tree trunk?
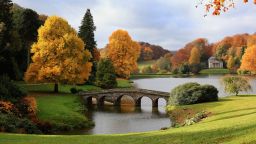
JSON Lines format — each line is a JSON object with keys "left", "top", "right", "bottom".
{"left": 54, "top": 83, "right": 58, "bottom": 93}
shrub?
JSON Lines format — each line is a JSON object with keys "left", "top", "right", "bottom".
{"left": 70, "top": 87, "right": 78, "bottom": 94}
{"left": 95, "top": 58, "right": 117, "bottom": 89}
{"left": 0, "top": 75, "right": 26, "bottom": 103}
{"left": 141, "top": 66, "right": 153, "bottom": 74}
{"left": 178, "top": 64, "right": 190, "bottom": 74}
{"left": 0, "top": 101, "right": 18, "bottom": 114}
{"left": 17, "top": 96, "right": 37, "bottom": 118}
{"left": 189, "top": 64, "right": 201, "bottom": 74}
{"left": 169, "top": 82, "right": 218, "bottom": 106}
{"left": 0, "top": 113, "right": 41, "bottom": 134}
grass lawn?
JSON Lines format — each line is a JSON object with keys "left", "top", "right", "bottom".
{"left": 138, "top": 60, "right": 156, "bottom": 70}
{"left": 35, "top": 94, "right": 93, "bottom": 130}
{"left": 200, "top": 68, "right": 230, "bottom": 74}
{"left": 16, "top": 78, "right": 132, "bottom": 93}
{"left": 1, "top": 95, "right": 256, "bottom": 143}
{"left": 117, "top": 79, "right": 133, "bottom": 88}
{"left": 16, "top": 82, "right": 101, "bottom": 93}
{"left": 131, "top": 74, "right": 172, "bottom": 79}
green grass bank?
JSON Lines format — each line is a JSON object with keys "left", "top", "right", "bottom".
{"left": 1, "top": 95, "right": 256, "bottom": 143}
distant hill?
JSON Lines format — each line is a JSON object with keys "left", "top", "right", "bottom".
{"left": 139, "top": 42, "right": 171, "bottom": 60}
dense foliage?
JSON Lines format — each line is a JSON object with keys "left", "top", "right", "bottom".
{"left": 79, "top": 9, "right": 98, "bottom": 83}
{"left": 24, "top": 16, "right": 92, "bottom": 92}
{"left": 222, "top": 76, "right": 252, "bottom": 96}
{"left": 0, "top": 75, "right": 26, "bottom": 103}
{"left": 95, "top": 58, "right": 117, "bottom": 89}
{"left": 107, "top": 29, "right": 141, "bottom": 78}
{"left": 169, "top": 82, "right": 218, "bottom": 106}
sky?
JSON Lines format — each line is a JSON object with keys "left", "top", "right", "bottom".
{"left": 12, "top": 0, "right": 256, "bottom": 51}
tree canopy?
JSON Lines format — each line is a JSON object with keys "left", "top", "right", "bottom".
{"left": 25, "top": 16, "right": 92, "bottom": 92}
{"left": 107, "top": 29, "right": 141, "bottom": 79}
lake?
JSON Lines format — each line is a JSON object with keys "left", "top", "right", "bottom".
{"left": 77, "top": 74, "right": 256, "bottom": 135}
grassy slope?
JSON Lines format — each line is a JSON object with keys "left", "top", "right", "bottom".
{"left": 35, "top": 94, "right": 92, "bottom": 129}
{"left": 1, "top": 95, "right": 256, "bottom": 144}
{"left": 200, "top": 68, "right": 230, "bottom": 74}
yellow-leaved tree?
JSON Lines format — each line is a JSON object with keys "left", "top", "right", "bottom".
{"left": 239, "top": 45, "right": 256, "bottom": 74}
{"left": 25, "top": 16, "right": 92, "bottom": 92}
{"left": 189, "top": 47, "right": 200, "bottom": 65}
{"left": 107, "top": 29, "right": 140, "bottom": 79}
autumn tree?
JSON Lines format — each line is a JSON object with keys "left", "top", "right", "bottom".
{"left": 200, "top": 0, "right": 255, "bottom": 15}
{"left": 139, "top": 46, "right": 153, "bottom": 61}
{"left": 227, "top": 56, "right": 235, "bottom": 70}
{"left": 189, "top": 47, "right": 200, "bottom": 65}
{"left": 239, "top": 45, "right": 256, "bottom": 73}
{"left": 79, "top": 9, "right": 98, "bottom": 83}
{"left": 25, "top": 16, "right": 92, "bottom": 93}
{"left": 107, "top": 29, "right": 141, "bottom": 78}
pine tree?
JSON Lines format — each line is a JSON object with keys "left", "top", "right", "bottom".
{"left": 79, "top": 9, "right": 97, "bottom": 83}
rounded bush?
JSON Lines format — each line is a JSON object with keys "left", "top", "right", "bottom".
{"left": 169, "top": 82, "right": 218, "bottom": 106}
{"left": 70, "top": 88, "right": 78, "bottom": 94}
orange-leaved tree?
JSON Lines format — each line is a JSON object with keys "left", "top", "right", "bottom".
{"left": 239, "top": 45, "right": 256, "bottom": 73}
{"left": 200, "top": 0, "right": 255, "bottom": 15}
{"left": 25, "top": 16, "right": 92, "bottom": 93}
{"left": 107, "top": 29, "right": 141, "bottom": 79}
{"left": 189, "top": 47, "right": 201, "bottom": 65}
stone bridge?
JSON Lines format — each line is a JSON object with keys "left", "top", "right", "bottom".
{"left": 78, "top": 89, "right": 170, "bottom": 108}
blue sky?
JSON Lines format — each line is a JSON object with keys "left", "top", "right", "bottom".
{"left": 12, "top": 0, "right": 256, "bottom": 50}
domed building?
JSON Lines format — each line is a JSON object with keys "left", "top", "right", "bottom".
{"left": 208, "top": 57, "right": 223, "bottom": 68}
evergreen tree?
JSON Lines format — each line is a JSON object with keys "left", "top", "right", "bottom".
{"left": 0, "top": 0, "right": 20, "bottom": 79}
{"left": 19, "top": 9, "right": 41, "bottom": 71}
{"left": 95, "top": 58, "right": 117, "bottom": 89}
{"left": 79, "top": 9, "right": 97, "bottom": 83}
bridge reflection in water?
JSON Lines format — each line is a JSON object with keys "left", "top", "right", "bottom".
{"left": 78, "top": 89, "right": 170, "bottom": 108}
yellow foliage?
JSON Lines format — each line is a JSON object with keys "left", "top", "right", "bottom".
{"left": 240, "top": 45, "right": 256, "bottom": 73}
{"left": 189, "top": 47, "right": 200, "bottom": 65}
{"left": 25, "top": 16, "right": 92, "bottom": 84}
{"left": 107, "top": 29, "right": 141, "bottom": 79}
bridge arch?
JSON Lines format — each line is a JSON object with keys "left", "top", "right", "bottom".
{"left": 134, "top": 96, "right": 153, "bottom": 107}
{"left": 114, "top": 94, "right": 135, "bottom": 107}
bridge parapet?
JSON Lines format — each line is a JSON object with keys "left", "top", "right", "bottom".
{"left": 78, "top": 88, "right": 170, "bottom": 108}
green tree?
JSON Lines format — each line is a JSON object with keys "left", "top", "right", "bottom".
{"left": 222, "top": 76, "right": 252, "bottom": 96}
{"left": 179, "top": 64, "right": 190, "bottom": 75}
{"left": 0, "top": 0, "right": 13, "bottom": 42}
{"left": 0, "top": 0, "right": 21, "bottom": 79}
{"left": 155, "top": 56, "right": 171, "bottom": 71}
{"left": 19, "top": 9, "right": 41, "bottom": 67}
{"left": 95, "top": 58, "right": 117, "bottom": 89}
{"left": 79, "top": 9, "right": 97, "bottom": 83}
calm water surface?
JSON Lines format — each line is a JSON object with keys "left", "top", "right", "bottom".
{"left": 77, "top": 74, "right": 256, "bottom": 135}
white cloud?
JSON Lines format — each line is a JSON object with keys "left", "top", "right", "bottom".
{"left": 12, "top": 0, "right": 256, "bottom": 50}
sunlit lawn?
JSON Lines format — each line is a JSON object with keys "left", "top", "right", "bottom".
{"left": 16, "top": 79, "right": 132, "bottom": 94}
{"left": 200, "top": 68, "right": 230, "bottom": 74}
{"left": 1, "top": 95, "right": 256, "bottom": 144}
{"left": 36, "top": 94, "right": 93, "bottom": 130}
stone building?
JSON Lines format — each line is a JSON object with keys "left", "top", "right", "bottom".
{"left": 208, "top": 56, "right": 223, "bottom": 68}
